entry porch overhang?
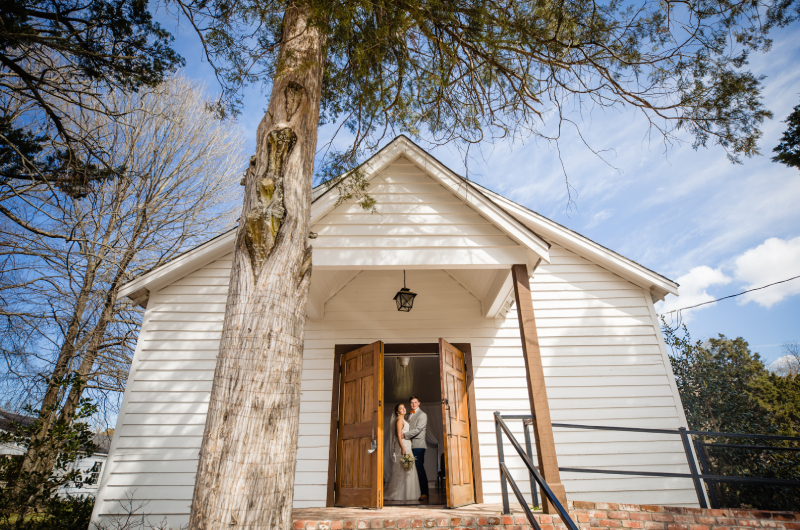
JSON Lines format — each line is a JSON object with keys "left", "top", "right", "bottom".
{"left": 306, "top": 264, "right": 527, "bottom": 322}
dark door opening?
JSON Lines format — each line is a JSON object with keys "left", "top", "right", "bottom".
{"left": 384, "top": 352, "right": 444, "bottom": 506}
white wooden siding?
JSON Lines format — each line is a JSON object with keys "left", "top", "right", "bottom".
{"left": 310, "top": 158, "right": 530, "bottom": 269}
{"left": 95, "top": 258, "right": 696, "bottom": 525}
{"left": 92, "top": 259, "right": 228, "bottom": 527}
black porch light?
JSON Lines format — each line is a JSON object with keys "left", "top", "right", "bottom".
{"left": 393, "top": 270, "right": 417, "bottom": 312}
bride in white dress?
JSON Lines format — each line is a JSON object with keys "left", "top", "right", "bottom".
{"left": 384, "top": 403, "right": 421, "bottom": 501}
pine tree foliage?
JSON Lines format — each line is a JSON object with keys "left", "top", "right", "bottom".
{"left": 772, "top": 101, "right": 800, "bottom": 170}
{"left": 174, "top": 0, "right": 798, "bottom": 176}
{"left": 751, "top": 372, "right": 800, "bottom": 434}
{"left": 663, "top": 323, "right": 800, "bottom": 511}
{"left": 0, "top": 0, "right": 183, "bottom": 197}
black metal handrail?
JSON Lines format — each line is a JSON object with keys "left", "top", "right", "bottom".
{"left": 700, "top": 442, "right": 800, "bottom": 451}
{"left": 494, "top": 412, "right": 580, "bottom": 530}
{"left": 552, "top": 422, "right": 800, "bottom": 441}
{"left": 497, "top": 414, "right": 800, "bottom": 509}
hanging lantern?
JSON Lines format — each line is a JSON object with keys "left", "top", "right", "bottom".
{"left": 398, "top": 356, "right": 411, "bottom": 369}
{"left": 393, "top": 270, "right": 417, "bottom": 312}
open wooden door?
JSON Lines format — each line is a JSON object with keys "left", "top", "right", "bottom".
{"left": 439, "top": 339, "right": 475, "bottom": 507}
{"left": 334, "top": 342, "right": 384, "bottom": 507}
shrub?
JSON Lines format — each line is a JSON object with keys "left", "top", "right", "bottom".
{"left": 0, "top": 396, "right": 98, "bottom": 528}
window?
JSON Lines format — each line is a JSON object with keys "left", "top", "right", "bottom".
{"left": 85, "top": 461, "right": 103, "bottom": 485}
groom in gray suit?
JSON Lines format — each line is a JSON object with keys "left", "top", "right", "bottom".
{"left": 405, "top": 396, "right": 428, "bottom": 502}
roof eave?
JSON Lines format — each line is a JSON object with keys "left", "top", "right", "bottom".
{"left": 118, "top": 229, "right": 237, "bottom": 302}
{"left": 478, "top": 188, "right": 679, "bottom": 298}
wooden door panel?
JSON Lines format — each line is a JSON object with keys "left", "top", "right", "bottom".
{"left": 360, "top": 375, "right": 373, "bottom": 422}
{"left": 335, "top": 342, "right": 383, "bottom": 507}
{"left": 456, "top": 380, "right": 467, "bottom": 422}
{"left": 459, "top": 436, "right": 473, "bottom": 485}
{"left": 358, "top": 438, "right": 373, "bottom": 488}
{"left": 440, "top": 339, "right": 476, "bottom": 508}
{"left": 341, "top": 439, "right": 355, "bottom": 488}
{"left": 345, "top": 356, "right": 359, "bottom": 376}
{"left": 451, "top": 440, "right": 461, "bottom": 485}
{"left": 343, "top": 381, "right": 358, "bottom": 425}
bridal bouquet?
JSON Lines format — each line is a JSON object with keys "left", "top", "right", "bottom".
{"left": 400, "top": 453, "right": 416, "bottom": 471}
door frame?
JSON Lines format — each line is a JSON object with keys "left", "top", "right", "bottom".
{"left": 326, "top": 342, "right": 483, "bottom": 507}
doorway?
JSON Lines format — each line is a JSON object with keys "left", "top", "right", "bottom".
{"left": 326, "top": 342, "right": 483, "bottom": 509}
{"left": 383, "top": 352, "right": 444, "bottom": 506}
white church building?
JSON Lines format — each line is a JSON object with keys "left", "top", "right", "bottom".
{"left": 91, "top": 136, "right": 698, "bottom": 527}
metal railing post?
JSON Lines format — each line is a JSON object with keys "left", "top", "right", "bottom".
{"left": 495, "top": 414, "right": 580, "bottom": 530}
{"left": 694, "top": 440, "right": 719, "bottom": 509}
{"left": 495, "top": 412, "right": 511, "bottom": 515}
{"left": 523, "top": 419, "right": 540, "bottom": 510}
{"left": 679, "top": 427, "right": 708, "bottom": 508}
{"left": 500, "top": 462, "right": 542, "bottom": 530}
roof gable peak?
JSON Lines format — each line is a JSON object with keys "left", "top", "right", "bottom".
{"left": 310, "top": 137, "right": 551, "bottom": 263}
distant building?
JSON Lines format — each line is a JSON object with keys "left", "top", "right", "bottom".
{"left": 0, "top": 408, "right": 111, "bottom": 497}
{"left": 0, "top": 409, "right": 35, "bottom": 457}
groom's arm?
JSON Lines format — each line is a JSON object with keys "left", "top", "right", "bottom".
{"left": 405, "top": 411, "right": 427, "bottom": 439}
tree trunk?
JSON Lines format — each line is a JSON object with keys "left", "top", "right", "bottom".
{"left": 57, "top": 209, "right": 147, "bottom": 424}
{"left": 19, "top": 196, "right": 123, "bottom": 486}
{"left": 189, "top": 8, "right": 325, "bottom": 530}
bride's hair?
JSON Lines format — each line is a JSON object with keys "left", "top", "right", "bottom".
{"left": 394, "top": 403, "right": 405, "bottom": 416}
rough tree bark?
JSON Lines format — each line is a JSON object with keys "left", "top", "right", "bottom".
{"left": 188, "top": 8, "right": 325, "bottom": 530}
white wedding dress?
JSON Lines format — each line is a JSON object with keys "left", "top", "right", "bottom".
{"left": 384, "top": 416, "right": 421, "bottom": 501}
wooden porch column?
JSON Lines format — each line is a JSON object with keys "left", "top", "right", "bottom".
{"left": 511, "top": 264, "right": 567, "bottom": 513}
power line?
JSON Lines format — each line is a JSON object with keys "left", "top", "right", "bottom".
{"left": 661, "top": 274, "right": 800, "bottom": 315}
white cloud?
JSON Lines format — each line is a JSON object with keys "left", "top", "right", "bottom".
{"left": 769, "top": 355, "right": 800, "bottom": 376}
{"left": 654, "top": 235, "right": 800, "bottom": 322}
{"left": 585, "top": 209, "right": 613, "bottom": 229}
{"left": 656, "top": 266, "right": 732, "bottom": 320}
{"left": 734, "top": 236, "right": 800, "bottom": 308}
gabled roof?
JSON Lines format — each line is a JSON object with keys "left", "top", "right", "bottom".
{"left": 119, "top": 135, "right": 678, "bottom": 304}
{"left": 474, "top": 184, "right": 678, "bottom": 300}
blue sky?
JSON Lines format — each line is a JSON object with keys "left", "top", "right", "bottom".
{"left": 161, "top": 14, "right": 800, "bottom": 365}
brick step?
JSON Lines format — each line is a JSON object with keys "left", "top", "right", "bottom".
{"left": 292, "top": 502, "right": 800, "bottom": 530}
